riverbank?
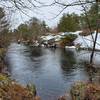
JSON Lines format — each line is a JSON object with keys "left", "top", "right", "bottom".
{"left": 0, "top": 48, "right": 6, "bottom": 73}
{"left": 0, "top": 47, "right": 40, "bottom": 100}
{"left": 58, "top": 81, "right": 100, "bottom": 100}
{"left": 0, "top": 73, "right": 41, "bottom": 100}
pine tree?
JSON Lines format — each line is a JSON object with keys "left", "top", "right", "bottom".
{"left": 58, "top": 13, "right": 80, "bottom": 32}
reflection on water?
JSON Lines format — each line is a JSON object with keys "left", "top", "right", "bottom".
{"left": 60, "top": 49, "right": 76, "bottom": 76}
{"left": 6, "top": 43, "right": 91, "bottom": 100}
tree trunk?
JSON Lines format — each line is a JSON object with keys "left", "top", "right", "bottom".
{"left": 90, "top": 0, "right": 99, "bottom": 64}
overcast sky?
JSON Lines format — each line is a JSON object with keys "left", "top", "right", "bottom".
{"left": 7, "top": 0, "right": 83, "bottom": 29}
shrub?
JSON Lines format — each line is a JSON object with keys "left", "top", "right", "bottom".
{"left": 60, "top": 34, "right": 77, "bottom": 47}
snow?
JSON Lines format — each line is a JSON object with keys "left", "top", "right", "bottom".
{"left": 74, "top": 31, "right": 100, "bottom": 50}
{"left": 54, "top": 35, "right": 62, "bottom": 41}
{"left": 41, "top": 34, "right": 62, "bottom": 42}
{"left": 40, "top": 31, "right": 100, "bottom": 50}
{"left": 72, "top": 31, "right": 82, "bottom": 35}
{"left": 41, "top": 35, "right": 54, "bottom": 41}
{"left": 65, "top": 46, "right": 76, "bottom": 49}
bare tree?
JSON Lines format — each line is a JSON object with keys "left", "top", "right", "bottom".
{"left": 0, "top": 0, "right": 45, "bottom": 13}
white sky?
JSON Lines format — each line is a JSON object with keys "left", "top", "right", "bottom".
{"left": 7, "top": 0, "right": 83, "bottom": 29}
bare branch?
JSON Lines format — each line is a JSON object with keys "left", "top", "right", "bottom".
{"left": 55, "top": 0, "right": 95, "bottom": 7}
{"left": 78, "top": 0, "right": 94, "bottom": 42}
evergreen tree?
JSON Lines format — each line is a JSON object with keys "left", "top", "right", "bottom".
{"left": 80, "top": 3, "right": 100, "bottom": 30}
{"left": 88, "top": 3, "right": 100, "bottom": 29}
{"left": 0, "top": 7, "right": 9, "bottom": 34}
{"left": 16, "top": 17, "right": 49, "bottom": 40}
{"left": 17, "top": 23, "right": 30, "bottom": 40}
{"left": 29, "top": 18, "right": 41, "bottom": 40}
{"left": 58, "top": 13, "right": 80, "bottom": 32}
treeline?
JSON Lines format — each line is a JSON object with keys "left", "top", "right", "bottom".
{"left": 58, "top": 3, "right": 100, "bottom": 33}
{"left": 13, "top": 18, "right": 50, "bottom": 41}
{"left": 0, "top": 7, "right": 12, "bottom": 48}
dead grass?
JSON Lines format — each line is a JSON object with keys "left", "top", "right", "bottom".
{"left": 71, "top": 81, "right": 100, "bottom": 100}
{"left": 0, "top": 74, "right": 38, "bottom": 100}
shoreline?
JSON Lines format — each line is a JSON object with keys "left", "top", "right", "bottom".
{"left": 0, "top": 47, "right": 40, "bottom": 100}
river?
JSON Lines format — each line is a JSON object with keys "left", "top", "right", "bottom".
{"left": 6, "top": 43, "right": 98, "bottom": 100}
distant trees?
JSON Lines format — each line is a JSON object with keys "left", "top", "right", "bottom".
{"left": 28, "top": 18, "right": 44, "bottom": 40}
{"left": 58, "top": 13, "right": 80, "bottom": 32}
{"left": 88, "top": 3, "right": 98, "bottom": 29}
{"left": 17, "top": 24, "right": 29, "bottom": 40}
{"left": 79, "top": 3, "right": 100, "bottom": 30}
{"left": 41, "top": 21, "right": 49, "bottom": 34}
{"left": 16, "top": 17, "right": 49, "bottom": 41}
{"left": 58, "top": 2, "right": 100, "bottom": 33}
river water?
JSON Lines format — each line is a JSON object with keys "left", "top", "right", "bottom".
{"left": 6, "top": 43, "right": 97, "bottom": 100}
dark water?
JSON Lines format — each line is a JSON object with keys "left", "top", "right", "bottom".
{"left": 6, "top": 43, "right": 90, "bottom": 100}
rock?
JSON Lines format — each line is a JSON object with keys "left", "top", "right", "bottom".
{"left": 58, "top": 95, "right": 67, "bottom": 100}
{"left": 27, "top": 83, "right": 37, "bottom": 96}
{"left": 34, "top": 96, "right": 41, "bottom": 100}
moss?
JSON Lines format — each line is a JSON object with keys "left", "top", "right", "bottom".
{"left": 0, "top": 48, "right": 6, "bottom": 57}
{"left": 27, "top": 83, "right": 37, "bottom": 96}
{"left": 0, "top": 74, "right": 10, "bottom": 84}
{"left": 0, "top": 74, "right": 8, "bottom": 80}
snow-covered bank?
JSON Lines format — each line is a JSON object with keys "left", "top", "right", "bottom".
{"left": 74, "top": 31, "right": 100, "bottom": 50}
{"left": 65, "top": 46, "right": 76, "bottom": 49}
{"left": 40, "top": 31, "right": 100, "bottom": 50}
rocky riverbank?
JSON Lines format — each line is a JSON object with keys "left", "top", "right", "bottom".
{"left": 71, "top": 81, "right": 100, "bottom": 100}
{"left": 0, "top": 74, "right": 41, "bottom": 100}
{"left": 58, "top": 81, "right": 100, "bottom": 100}
{"left": 0, "top": 47, "right": 40, "bottom": 100}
